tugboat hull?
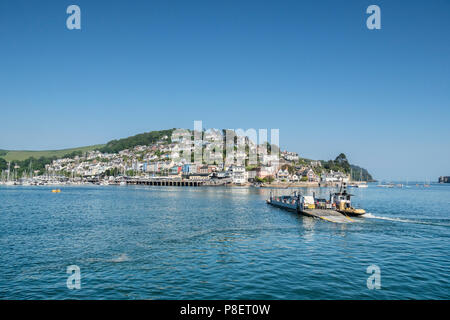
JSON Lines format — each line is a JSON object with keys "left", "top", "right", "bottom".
{"left": 337, "top": 208, "right": 366, "bottom": 216}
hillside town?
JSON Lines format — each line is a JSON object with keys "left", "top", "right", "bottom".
{"left": 1, "top": 131, "right": 355, "bottom": 187}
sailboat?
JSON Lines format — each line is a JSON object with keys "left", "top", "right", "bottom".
{"left": 404, "top": 178, "right": 411, "bottom": 188}
{"left": 348, "top": 168, "right": 358, "bottom": 187}
{"left": 356, "top": 168, "right": 368, "bottom": 188}
{"left": 4, "top": 162, "right": 15, "bottom": 186}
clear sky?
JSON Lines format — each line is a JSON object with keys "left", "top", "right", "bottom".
{"left": 0, "top": 0, "right": 449, "bottom": 181}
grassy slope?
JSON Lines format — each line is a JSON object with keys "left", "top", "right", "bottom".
{"left": 0, "top": 144, "right": 104, "bottom": 162}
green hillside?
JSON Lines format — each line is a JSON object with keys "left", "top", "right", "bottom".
{"left": 0, "top": 128, "right": 177, "bottom": 176}
{"left": 0, "top": 128, "right": 177, "bottom": 162}
{"left": 100, "top": 129, "right": 176, "bottom": 154}
{"left": 1, "top": 131, "right": 375, "bottom": 181}
{"left": 0, "top": 145, "right": 104, "bottom": 162}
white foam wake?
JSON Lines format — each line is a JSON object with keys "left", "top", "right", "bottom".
{"left": 364, "top": 213, "right": 449, "bottom": 226}
{"left": 364, "top": 213, "right": 414, "bottom": 223}
{"left": 111, "top": 253, "right": 131, "bottom": 263}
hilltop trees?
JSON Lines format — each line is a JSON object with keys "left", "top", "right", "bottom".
{"left": 0, "top": 151, "right": 85, "bottom": 178}
{"left": 321, "top": 153, "right": 373, "bottom": 181}
{"left": 322, "top": 153, "right": 351, "bottom": 174}
{"left": 100, "top": 129, "right": 175, "bottom": 154}
{"left": 0, "top": 158, "right": 6, "bottom": 171}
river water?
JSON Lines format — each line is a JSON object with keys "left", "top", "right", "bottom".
{"left": 0, "top": 184, "right": 449, "bottom": 299}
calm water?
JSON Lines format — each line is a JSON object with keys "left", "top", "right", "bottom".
{"left": 0, "top": 184, "right": 449, "bottom": 299}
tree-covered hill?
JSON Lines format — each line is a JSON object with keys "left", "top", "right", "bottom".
{"left": 0, "top": 129, "right": 176, "bottom": 174}
{"left": 0, "top": 149, "right": 87, "bottom": 176}
{"left": 1, "top": 131, "right": 374, "bottom": 181}
{"left": 321, "top": 153, "right": 374, "bottom": 181}
{"left": 100, "top": 129, "right": 176, "bottom": 154}
{"left": 0, "top": 145, "right": 104, "bottom": 162}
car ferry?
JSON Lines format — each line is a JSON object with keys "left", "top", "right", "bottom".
{"left": 267, "top": 191, "right": 354, "bottom": 223}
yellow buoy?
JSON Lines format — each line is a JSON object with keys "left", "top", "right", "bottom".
{"left": 51, "top": 189, "right": 61, "bottom": 193}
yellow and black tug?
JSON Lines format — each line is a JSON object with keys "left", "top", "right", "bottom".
{"left": 331, "top": 183, "right": 366, "bottom": 216}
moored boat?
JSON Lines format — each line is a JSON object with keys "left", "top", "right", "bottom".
{"left": 356, "top": 183, "right": 368, "bottom": 188}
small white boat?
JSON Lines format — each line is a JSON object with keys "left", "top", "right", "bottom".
{"left": 357, "top": 184, "right": 368, "bottom": 188}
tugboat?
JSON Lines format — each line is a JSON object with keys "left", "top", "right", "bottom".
{"left": 330, "top": 183, "right": 366, "bottom": 216}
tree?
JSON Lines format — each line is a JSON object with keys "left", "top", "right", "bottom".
{"left": 263, "top": 175, "right": 274, "bottom": 184}
{"left": 100, "top": 129, "right": 176, "bottom": 154}
{"left": 0, "top": 158, "right": 7, "bottom": 171}
{"left": 335, "top": 153, "right": 348, "bottom": 164}
{"left": 281, "top": 164, "right": 295, "bottom": 175}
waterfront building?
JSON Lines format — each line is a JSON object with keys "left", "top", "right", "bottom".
{"left": 198, "top": 165, "right": 210, "bottom": 174}
{"left": 182, "top": 164, "right": 197, "bottom": 174}
{"left": 298, "top": 168, "right": 318, "bottom": 182}
{"left": 246, "top": 170, "right": 257, "bottom": 181}
{"left": 228, "top": 165, "right": 246, "bottom": 184}
{"left": 261, "top": 154, "right": 280, "bottom": 166}
{"left": 147, "top": 162, "right": 161, "bottom": 173}
{"left": 320, "top": 170, "right": 349, "bottom": 183}
{"left": 277, "top": 168, "right": 290, "bottom": 180}
{"left": 257, "top": 166, "right": 276, "bottom": 179}
{"left": 170, "top": 166, "right": 182, "bottom": 175}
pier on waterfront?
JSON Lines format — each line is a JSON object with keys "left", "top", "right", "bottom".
{"left": 125, "top": 178, "right": 206, "bottom": 187}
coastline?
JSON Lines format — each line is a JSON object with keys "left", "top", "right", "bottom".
{"left": 0, "top": 180, "right": 370, "bottom": 188}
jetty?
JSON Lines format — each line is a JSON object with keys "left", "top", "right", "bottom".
{"left": 126, "top": 178, "right": 205, "bottom": 187}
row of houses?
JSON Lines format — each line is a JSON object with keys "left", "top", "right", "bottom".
{"left": 255, "top": 166, "right": 349, "bottom": 183}
{"left": 45, "top": 137, "right": 350, "bottom": 184}
{"left": 139, "top": 162, "right": 247, "bottom": 184}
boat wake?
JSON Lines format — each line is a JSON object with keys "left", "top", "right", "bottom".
{"left": 364, "top": 213, "right": 416, "bottom": 223}
{"left": 83, "top": 253, "right": 132, "bottom": 264}
{"left": 111, "top": 253, "right": 131, "bottom": 263}
{"left": 364, "top": 213, "right": 450, "bottom": 226}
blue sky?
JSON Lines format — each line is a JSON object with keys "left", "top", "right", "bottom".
{"left": 0, "top": 0, "right": 449, "bottom": 180}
